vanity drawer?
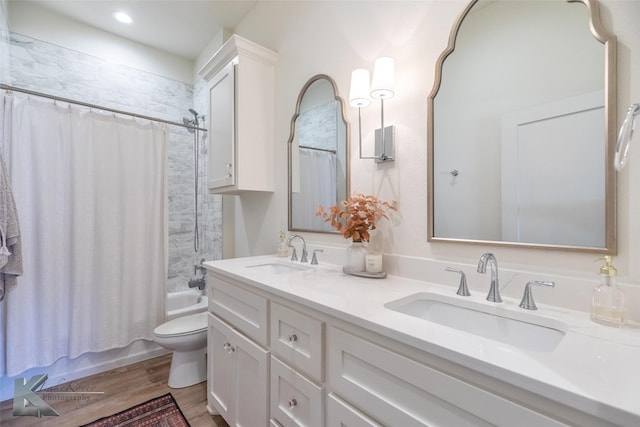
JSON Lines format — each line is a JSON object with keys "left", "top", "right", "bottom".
{"left": 270, "top": 302, "right": 324, "bottom": 382}
{"left": 270, "top": 356, "right": 323, "bottom": 427}
{"left": 327, "top": 392, "right": 383, "bottom": 427}
{"left": 327, "top": 326, "right": 567, "bottom": 427}
{"left": 209, "top": 275, "right": 268, "bottom": 346}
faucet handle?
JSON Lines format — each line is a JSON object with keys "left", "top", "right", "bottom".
{"left": 290, "top": 247, "right": 298, "bottom": 262}
{"left": 445, "top": 267, "right": 470, "bottom": 296}
{"left": 519, "top": 280, "right": 555, "bottom": 310}
{"left": 311, "top": 249, "right": 324, "bottom": 265}
{"left": 300, "top": 247, "right": 309, "bottom": 263}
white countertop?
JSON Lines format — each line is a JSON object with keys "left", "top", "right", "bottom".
{"left": 204, "top": 255, "right": 640, "bottom": 425}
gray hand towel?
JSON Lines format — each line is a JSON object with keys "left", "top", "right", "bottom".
{"left": 0, "top": 151, "right": 22, "bottom": 301}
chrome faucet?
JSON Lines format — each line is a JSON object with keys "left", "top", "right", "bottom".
{"left": 286, "top": 234, "right": 308, "bottom": 263}
{"left": 477, "top": 253, "right": 502, "bottom": 302}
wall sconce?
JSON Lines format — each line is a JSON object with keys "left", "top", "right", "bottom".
{"left": 349, "top": 57, "right": 395, "bottom": 163}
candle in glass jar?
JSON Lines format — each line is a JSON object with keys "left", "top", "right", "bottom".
{"left": 365, "top": 253, "right": 383, "bottom": 273}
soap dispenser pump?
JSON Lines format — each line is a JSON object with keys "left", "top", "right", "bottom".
{"left": 590, "top": 256, "right": 625, "bottom": 327}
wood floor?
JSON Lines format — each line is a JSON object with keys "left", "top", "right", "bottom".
{"left": 0, "top": 354, "right": 230, "bottom": 427}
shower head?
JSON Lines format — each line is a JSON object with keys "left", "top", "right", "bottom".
{"left": 188, "top": 109, "right": 199, "bottom": 127}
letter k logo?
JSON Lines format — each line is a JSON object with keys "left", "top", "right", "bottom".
{"left": 13, "top": 374, "right": 59, "bottom": 417}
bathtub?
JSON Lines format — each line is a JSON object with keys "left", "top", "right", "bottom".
{"left": 166, "top": 289, "right": 208, "bottom": 320}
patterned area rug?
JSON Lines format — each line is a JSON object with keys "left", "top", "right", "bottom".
{"left": 80, "top": 393, "right": 190, "bottom": 427}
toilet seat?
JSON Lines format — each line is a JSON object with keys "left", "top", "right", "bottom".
{"left": 154, "top": 312, "right": 207, "bottom": 338}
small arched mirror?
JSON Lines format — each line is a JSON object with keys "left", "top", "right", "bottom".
{"left": 428, "top": 0, "right": 616, "bottom": 253}
{"left": 288, "top": 75, "right": 350, "bottom": 233}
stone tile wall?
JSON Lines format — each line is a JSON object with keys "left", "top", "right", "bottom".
{"left": 6, "top": 32, "right": 222, "bottom": 292}
{"left": 0, "top": 2, "right": 9, "bottom": 85}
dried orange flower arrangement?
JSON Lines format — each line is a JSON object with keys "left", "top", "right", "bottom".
{"left": 316, "top": 192, "right": 397, "bottom": 242}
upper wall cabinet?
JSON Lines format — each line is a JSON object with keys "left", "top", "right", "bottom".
{"left": 199, "top": 35, "right": 278, "bottom": 194}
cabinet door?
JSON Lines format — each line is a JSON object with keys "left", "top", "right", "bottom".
{"left": 208, "top": 313, "right": 235, "bottom": 421}
{"left": 208, "top": 60, "right": 235, "bottom": 189}
{"left": 209, "top": 313, "right": 270, "bottom": 427}
{"left": 234, "top": 326, "right": 270, "bottom": 427}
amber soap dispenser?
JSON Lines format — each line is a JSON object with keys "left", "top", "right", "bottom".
{"left": 590, "top": 256, "right": 625, "bottom": 327}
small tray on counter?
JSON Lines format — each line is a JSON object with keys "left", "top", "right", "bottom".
{"left": 342, "top": 268, "right": 387, "bottom": 279}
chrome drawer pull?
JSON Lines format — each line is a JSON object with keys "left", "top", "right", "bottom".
{"left": 288, "top": 398, "right": 297, "bottom": 409}
{"left": 288, "top": 334, "right": 298, "bottom": 343}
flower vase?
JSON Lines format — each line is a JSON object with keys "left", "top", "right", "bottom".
{"left": 345, "top": 240, "right": 367, "bottom": 272}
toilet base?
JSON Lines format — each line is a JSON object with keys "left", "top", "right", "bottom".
{"left": 168, "top": 347, "right": 207, "bottom": 388}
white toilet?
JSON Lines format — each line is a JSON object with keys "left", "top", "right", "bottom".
{"left": 153, "top": 311, "right": 208, "bottom": 388}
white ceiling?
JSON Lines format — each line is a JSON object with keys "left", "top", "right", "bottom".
{"left": 18, "top": 0, "right": 259, "bottom": 61}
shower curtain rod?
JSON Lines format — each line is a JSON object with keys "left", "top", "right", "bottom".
{"left": 1, "top": 83, "right": 207, "bottom": 132}
{"left": 298, "top": 144, "right": 337, "bottom": 153}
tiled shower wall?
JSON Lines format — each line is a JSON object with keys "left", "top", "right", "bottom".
{"left": 4, "top": 32, "right": 222, "bottom": 293}
{"left": 0, "top": 2, "right": 9, "bottom": 84}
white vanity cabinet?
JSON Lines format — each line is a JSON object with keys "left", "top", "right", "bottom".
{"left": 199, "top": 35, "right": 277, "bottom": 194}
{"left": 206, "top": 263, "right": 621, "bottom": 427}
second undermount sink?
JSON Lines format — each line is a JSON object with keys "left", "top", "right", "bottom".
{"left": 245, "top": 262, "right": 312, "bottom": 275}
{"left": 385, "top": 292, "right": 567, "bottom": 352}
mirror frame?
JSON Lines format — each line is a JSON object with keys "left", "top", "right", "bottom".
{"left": 288, "top": 74, "right": 351, "bottom": 233}
{"left": 427, "top": 0, "right": 617, "bottom": 254}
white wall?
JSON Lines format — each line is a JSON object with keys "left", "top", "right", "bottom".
{"left": 226, "top": 0, "right": 640, "bottom": 291}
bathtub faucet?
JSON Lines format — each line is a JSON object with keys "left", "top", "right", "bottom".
{"left": 188, "top": 276, "right": 206, "bottom": 290}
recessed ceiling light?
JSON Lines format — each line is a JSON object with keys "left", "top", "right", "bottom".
{"left": 113, "top": 11, "right": 133, "bottom": 24}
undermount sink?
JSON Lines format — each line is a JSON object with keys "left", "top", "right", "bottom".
{"left": 245, "top": 262, "right": 311, "bottom": 275}
{"left": 385, "top": 292, "right": 567, "bottom": 352}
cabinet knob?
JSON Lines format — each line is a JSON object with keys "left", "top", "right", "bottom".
{"left": 288, "top": 398, "right": 297, "bottom": 409}
{"left": 288, "top": 334, "right": 298, "bottom": 343}
{"left": 223, "top": 342, "right": 230, "bottom": 350}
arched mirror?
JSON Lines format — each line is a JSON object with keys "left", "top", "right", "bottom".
{"left": 288, "top": 75, "right": 350, "bottom": 233}
{"left": 428, "top": 0, "right": 616, "bottom": 253}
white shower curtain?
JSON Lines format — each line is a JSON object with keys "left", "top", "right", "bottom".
{"left": 291, "top": 148, "right": 337, "bottom": 231}
{"left": 0, "top": 94, "right": 167, "bottom": 376}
